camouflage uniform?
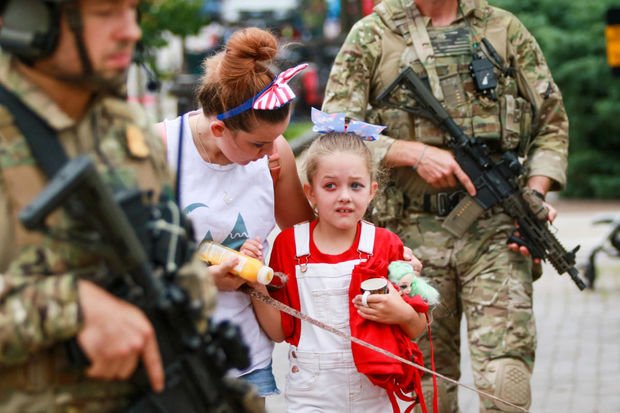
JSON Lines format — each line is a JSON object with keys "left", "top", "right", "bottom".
{"left": 323, "top": 0, "right": 569, "bottom": 411}
{"left": 0, "top": 51, "right": 171, "bottom": 412}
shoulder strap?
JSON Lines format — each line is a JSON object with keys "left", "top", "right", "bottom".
{"left": 175, "top": 114, "right": 185, "bottom": 205}
{"left": 0, "top": 85, "right": 68, "bottom": 177}
{"left": 294, "top": 221, "right": 375, "bottom": 257}
{"left": 358, "top": 221, "right": 376, "bottom": 256}
{"left": 401, "top": 0, "right": 445, "bottom": 101}
{"left": 293, "top": 221, "right": 310, "bottom": 258}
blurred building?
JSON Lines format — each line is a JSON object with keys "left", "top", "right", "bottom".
{"left": 220, "top": 0, "right": 301, "bottom": 26}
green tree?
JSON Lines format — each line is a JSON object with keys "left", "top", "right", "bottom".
{"left": 492, "top": 0, "right": 620, "bottom": 198}
{"left": 140, "top": 0, "right": 208, "bottom": 71}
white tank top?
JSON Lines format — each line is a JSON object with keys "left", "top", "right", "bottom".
{"left": 164, "top": 112, "right": 275, "bottom": 375}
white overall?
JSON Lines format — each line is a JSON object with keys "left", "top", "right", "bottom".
{"left": 284, "top": 222, "right": 392, "bottom": 413}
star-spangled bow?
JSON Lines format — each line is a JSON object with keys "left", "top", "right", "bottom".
{"left": 216, "top": 63, "right": 308, "bottom": 120}
{"left": 310, "top": 107, "right": 385, "bottom": 141}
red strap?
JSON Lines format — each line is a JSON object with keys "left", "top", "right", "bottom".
{"left": 386, "top": 385, "right": 416, "bottom": 413}
{"left": 426, "top": 313, "right": 438, "bottom": 413}
{"left": 386, "top": 382, "right": 427, "bottom": 413}
{"left": 409, "top": 369, "right": 428, "bottom": 413}
{"left": 387, "top": 389, "right": 400, "bottom": 413}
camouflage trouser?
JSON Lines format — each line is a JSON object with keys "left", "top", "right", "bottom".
{"left": 0, "top": 387, "right": 133, "bottom": 413}
{"left": 0, "top": 346, "right": 134, "bottom": 413}
{"left": 399, "top": 211, "right": 536, "bottom": 413}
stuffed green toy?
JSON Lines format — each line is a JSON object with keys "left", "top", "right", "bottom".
{"left": 387, "top": 261, "right": 440, "bottom": 306}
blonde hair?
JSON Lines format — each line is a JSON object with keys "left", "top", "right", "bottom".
{"left": 196, "top": 27, "right": 291, "bottom": 131}
{"left": 303, "top": 132, "right": 379, "bottom": 184}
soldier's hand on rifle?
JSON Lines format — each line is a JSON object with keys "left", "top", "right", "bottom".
{"left": 507, "top": 201, "right": 557, "bottom": 263}
{"left": 508, "top": 178, "right": 557, "bottom": 262}
{"left": 209, "top": 258, "right": 247, "bottom": 291}
{"left": 415, "top": 144, "right": 476, "bottom": 196}
{"left": 77, "top": 280, "right": 164, "bottom": 392}
{"left": 545, "top": 202, "right": 558, "bottom": 223}
{"left": 386, "top": 141, "right": 476, "bottom": 196}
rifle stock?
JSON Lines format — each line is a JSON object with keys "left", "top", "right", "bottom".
{"left": 20, "top": 155, "right": 161, "bottom": 301}
{"left": 19, "top": 155, "right": 263, "bottom": 412}
{"left": 377, "top": 67, "right": 586, "bottom": 290}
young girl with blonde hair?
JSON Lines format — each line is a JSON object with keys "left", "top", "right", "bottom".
{"left": 251, "top": 110, "right": 429, "bottom": 412}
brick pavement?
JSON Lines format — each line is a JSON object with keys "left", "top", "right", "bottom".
{"left": 265, "top": 200, "right": 620, "bottom": 413}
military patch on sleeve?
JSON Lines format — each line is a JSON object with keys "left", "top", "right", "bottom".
{"left": 126, "top": 124, "right": 149, "bottom": 158}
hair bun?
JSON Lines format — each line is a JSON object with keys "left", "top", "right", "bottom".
{"left": 224, "top": 27, "right": 278, "bottom": 64}
{"left": 198, "top": 27, "right": 291, "bottom": 131}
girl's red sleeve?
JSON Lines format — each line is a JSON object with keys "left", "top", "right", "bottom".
{"left": 268, "top": 229, "right": 299, "bottom": 341}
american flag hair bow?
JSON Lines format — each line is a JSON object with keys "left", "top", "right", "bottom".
{"left": 217, "top": 63, "right": 308, "bottom": 121}
{"left": 311, "top": 107, "right": 385, "bottom": 141}
{"left": 253, "top": 63, "right": 308, "bottom": 110}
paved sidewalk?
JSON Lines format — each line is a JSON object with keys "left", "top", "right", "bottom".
{"left": 265, "top": 200, "right": 620, "bottom": 413}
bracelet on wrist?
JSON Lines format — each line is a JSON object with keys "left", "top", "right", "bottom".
{"left": 412, "top": 144, "right": 428, "bottom": 171}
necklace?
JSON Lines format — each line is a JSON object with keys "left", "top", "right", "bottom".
{"left": 190, "top": 114, "right": 213, "bottom": 164}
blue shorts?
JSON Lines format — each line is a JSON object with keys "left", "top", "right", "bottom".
{"left": 240, "top": 362, "right": 280, "bottom": 397}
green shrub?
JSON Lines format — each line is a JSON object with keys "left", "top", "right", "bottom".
{"left": 493, "top": 0, "right": 620, "bottom": 199}
{"left": 283, "top": 121, "right": 313, "bottom": 141}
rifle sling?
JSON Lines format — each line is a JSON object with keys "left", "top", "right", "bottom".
{"left": 400, "top": 0, "right": 445, "bottom": 101}
{"left": 0, "top": 84, "right": 68, "bottom": 178}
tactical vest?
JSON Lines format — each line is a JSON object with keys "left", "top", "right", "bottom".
{"left": 0, "top": 97, "right": 169, "bottom": 277}
{"left": 370, "top": 0, "right": 535, "bottom": 157}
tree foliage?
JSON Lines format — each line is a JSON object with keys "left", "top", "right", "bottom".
{"left": 139, "top": 0, "right": 208, "bottom": 51}
{"left": 491, "top": 0, "right": 620, "bottom": 198}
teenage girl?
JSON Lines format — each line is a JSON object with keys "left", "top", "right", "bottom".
{"left": 251, "top": 128, "right": 428, "bottom": 412}
{"left": 157, "top": 27, "right": 314, "bottom": 404}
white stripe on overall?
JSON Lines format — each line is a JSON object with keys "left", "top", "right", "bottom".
{"left": 284, "top": 221, "right": 392, "bottom": 413}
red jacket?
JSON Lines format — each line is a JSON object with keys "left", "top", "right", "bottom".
{"left": 349, "top": 257, "right": 429, "bottom": 413}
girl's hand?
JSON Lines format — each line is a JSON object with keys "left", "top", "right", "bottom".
{"left": 352, "top": 283, "right": 414, "bottom": 325}
{"left": 403, "top": 246, "right": 423, "bottom": 273}
{"left": 240, "top": 237, "right": 264, "bottom": 260}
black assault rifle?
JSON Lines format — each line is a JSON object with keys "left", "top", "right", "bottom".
{"left": 377, "top": 67, "right": 586, "bottom": 290}
{"left": 19, "top": 155, "right": 264, "bottom": 412}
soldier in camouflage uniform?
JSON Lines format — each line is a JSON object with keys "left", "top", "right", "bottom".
{"left": 0, "top": 0, "right": 217, "bottom": 411}
{"left": 323, "top": 0, "right": 569, "bottom": 412}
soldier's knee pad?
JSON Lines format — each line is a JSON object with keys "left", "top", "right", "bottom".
{"left": 485, "top": 358, "right": 531, "bottom": 412}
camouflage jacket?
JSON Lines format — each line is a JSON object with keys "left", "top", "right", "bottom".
{"left": 0, "top": 52, "right": 171, "bottom": 367}
{"left": 323, "top": 0, "right": 569, "bottom": 198}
